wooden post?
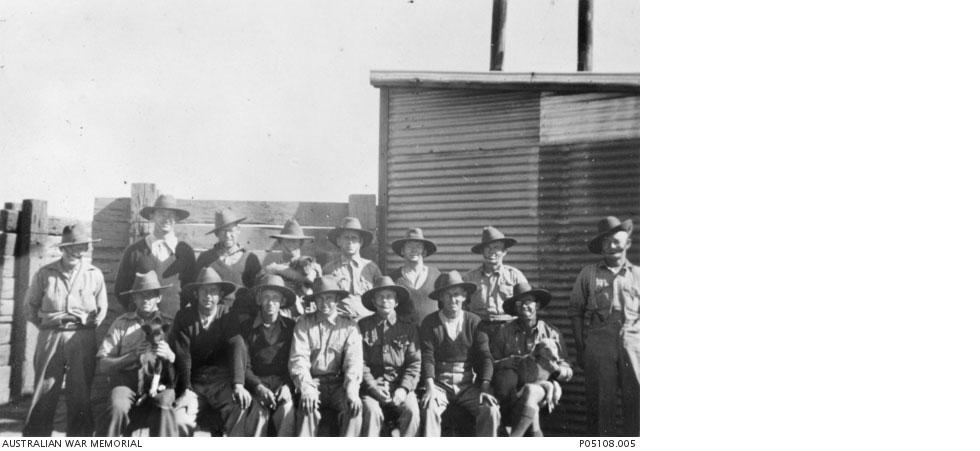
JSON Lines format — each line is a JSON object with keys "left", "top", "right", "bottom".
{"left": 377, "top": 88, "right": 390, "bottom": 273}
{"left": 11, "top": 199, "right": 47, "bottom": 396}
{"left": 490, "top": 0, "right": 507, "bottom": 71}
{"left": 0, "top": 204, "right": 19, "bottom": 404}
{"left": 577, "top": 0, "right": 593, "bottom": 71}
{"left": 130, "top": 183, "right": 158, "bottom": 243}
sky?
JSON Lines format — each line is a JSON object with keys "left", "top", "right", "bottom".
{"left": 0, "top": 0, "right": 640, "bottom": 219}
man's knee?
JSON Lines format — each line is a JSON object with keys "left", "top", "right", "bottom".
{"left": 109, "top": 386, "right": 135, "bottom": 413}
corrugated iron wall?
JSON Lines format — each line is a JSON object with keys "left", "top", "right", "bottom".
{"left": 381, "top": 85, "right": 640, "bottom": 436}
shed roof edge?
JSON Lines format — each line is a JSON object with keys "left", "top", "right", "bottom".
{"left": 370, "top": 71, "right": 640, "bottom": 93}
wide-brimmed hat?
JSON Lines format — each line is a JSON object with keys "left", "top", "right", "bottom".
{"left": 428, "top": 270, "right": 477, "bottom": 301}
{"left": 303, "top": 275, "right": 351, "bottom": 303}
{"left": 587, "top": 216, "right": 634, "bottom": 254}
{"left": 502, "top": 282, "right": 552, "bottom": 316}
{"left": 328, "top": 216, "right": 374, "bottom": 248}
{"left": 470, "top": 226, "right": 517, "bottom": 254}
{"left": 120, "top": 271, "right": 172, "bottom": 298}
{"left": 362, "top": 276, "right": 410, "bottom": 312}
{"left": 56, "top": 223, "right": 101, "bottom": 248}
{"left": 206, "top": 209, "right": 247, "bottom": 235}
{"left": 391, "top": 228, "right": 437, "bottom": 257}
{"left": 249, "top": 274, "right": 297, "bottom": 308}
{"left": 269, "top": 219, "right": 314, "bottom": 241}
{"left": 182, "top": 267, "right": 237, "bottom": 298}
{"left": 139, "top": 194, "right": 190, "bottom": 221}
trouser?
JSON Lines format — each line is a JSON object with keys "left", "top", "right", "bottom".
{"left": 177, "top": 366, "right": 247, "bottom": 436}
{"left": 296, "top": 376, "right": 361, "bottom": 437}
{"left": 422, "top": 382, "right": 500, "bottom": 437}
{"left": 102, "top": 385, "right": 180, "bottom": 437}
{"left": 238, "top": 374, "right": 296, "bottom": 436}
{"left": 583, "top": 334, "right": 640, "bottom": 436}
{"left": 23, "top": 328, "right": 97, "bottom": 437}
{"left": 361, "top": 392, "right": 420, "bottom": 437}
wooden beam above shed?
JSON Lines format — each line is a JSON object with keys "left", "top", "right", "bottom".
{"left": 370, "top": 71, "right": 639, "bottom": 93}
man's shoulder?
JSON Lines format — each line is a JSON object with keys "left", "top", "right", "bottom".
{"left": 108, "top": 312, "right": 139, "bottom": 328}
{"left": 461, "top": 266, "right": 482, "bottom": 280}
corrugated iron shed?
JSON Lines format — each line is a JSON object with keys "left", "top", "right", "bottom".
{"left": 372, "top": 71, "right": 640, "bottom": 436}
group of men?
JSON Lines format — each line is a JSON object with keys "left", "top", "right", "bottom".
{"left": 22, "top": 194, "right": 639, "bottom": 437}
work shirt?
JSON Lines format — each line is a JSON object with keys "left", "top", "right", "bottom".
{"left": 97, "top": 311, "right": 169, "bottom": 360}
{"left": 491, "top": 319, "right": 572, "bottom": 375}
{"left": 171, "top": 305, "right": 247, "bottom": 395}
{"left": 115, "top": 235, "right": 196, "bottom": 319}
{"left": 463, "top": 265, "right": 528, "bottom": 322}
{"left": 569, "top": 260, "right": 640, "bottom": 377}
{"left": 290, "top": 312, "right": 362, "bottom": 394}
{"left": 358, "top": 313, "right": 421, "bottom": 395}
{"left": 322, "top": 255, "right": 382, "bottom": 318}
{"left": 27, "top": 260, "right": 107, "bottom": 329}
{"left": 419, "top": 311, "right": 492, "bottom": 389}
{"left": 241, "top": 315, "right": 295, "bottom": 391}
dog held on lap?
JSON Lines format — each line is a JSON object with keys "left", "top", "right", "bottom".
{"left": 510, "top": 338, "right": 564, "bottom": 437}
{"left": 136, "top": 323, "right": 171, "bottom": 406}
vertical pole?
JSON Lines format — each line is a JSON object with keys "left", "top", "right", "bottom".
{"left": 12, "top": 199, "right": 47, "bottom": 396}
{"left": 377, "top": 88, "right": 390, "bottom": 273}
{"left": 490, "top": 0, "right": 507, "bottom": 71}
{"left": 130, "top": 183, "right": 158, "bottom": 244}
{"left": 577, "top": 0, "right": 593, "bottom": 71}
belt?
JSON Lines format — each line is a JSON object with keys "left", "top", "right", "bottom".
{"left": 42, "top": 322, "right": 94, "bottom": 331}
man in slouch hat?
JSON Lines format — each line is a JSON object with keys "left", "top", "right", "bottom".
{"left": 419, "top": 271, "right": 500, "bottom": 437}
{"left": 239, "top": 274, "right": 297, "bottom": 436}
{"left": 358, "top": 276, "right": 421, "bottom": 437}
{"left": 569, "top": 216, "right": 640, "bottom": 437}
{"left": 170, "top": 267, "right": 250, "bottom": 436}
{"left": 94, "top": 272, "right": 180, "bottom": 437}
{"left": 115, "top": 194, "right": 196, "bottom": 320}
{"left": 463, "top": 226, "right": 528, "bottom": 337}
{"left": 321, "top": 216, "right": 381, "bottom": 319}
{"left": 262, "top": 218, "right": 320, "bottom": 317}
{"left": 388, "top": 228, "right": 442, "bottom": 325}
{"left": 291, "top": 276, "right": 363, "bottom": 436}
{"left": 194, "top": 208, "right": 262, "bottom": 319}
{"left": 23, "top": 224, "right": 106, "bottom": 436}
{"left": 491, "top": 283, "right": 573, "bottom": 437}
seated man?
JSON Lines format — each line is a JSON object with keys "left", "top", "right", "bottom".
{"left": 239, "top": 275, "right": 297, "bottom": 436}
{"left": 291, "top": 276, "right": 363, "bottom": 436}
{"left": 491, "top": 283, "right": 573, "bottom": 436}
{"left": 94, "top": 272, "right": 180, "bottom": 436}
{"left": 171, "top": 267, "right": 250, "bottom": 436}
{"left": 419, "top": 271, "right": 500, "bottom": 437}
{"left": 358, "top": 276, "right": 421, "bottom": 437}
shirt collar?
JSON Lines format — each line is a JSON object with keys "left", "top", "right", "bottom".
{"left": 253, "top": 314, "right": 283, "bottom": 329}
{"left": 599, "top": 260, "right": 634, "bottom": 274}
{"left": 342, "top": 254, "right": 366, "bottom": 267}
{"left": 316, "top": 311, "right": 339, "bottom": 326}
{"left": 145, "top": 233, "right": 178, "bottom": 251}
{"left": 438, "top": 311, "right": 463, "bottom": 325}
{"left": 216, "top": 243, "right": 245, "bottom": 256}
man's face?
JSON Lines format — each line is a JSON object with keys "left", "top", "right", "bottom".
{"left": 482, "top": 241, "right": 507, "bottom": 266}
{"left": 60, "top": 243, "right": 89, "bottom": 265}
{"left": 152, "top": 210, "right": 178, "bottom": 234}
{"left": 133, "top": 291, "right": 161, "bottom": 315}
{"left": 278, "top": 238, "right": 303, "bottom": 253}
{"left": 216, "top": 225, "right": 240, "bottom": 249}
{"left": 257, "top": 289, "right": 283, "bottom": 322}
{"left": 401, "top": 241, "right": 425, "bottom": 262}
{"left": 440, "top": 286, "right": 468, "bottom": 315}
{"left": 338, "top": 230, "right": 362, "bottom": 257}
{"left": 197, "top": 285, "right": 222, "bottom": 311}
{"left": 373, "top": 289, "right": 398, "bottom": 316}
{"left": 515, "top": 296, "right": 539, "bottom": 321}
{"left": 314, "top": 292, "right": 340, "bottom": 316}
{"left": 602, "top": 231, "right": 631, "bottom": 260}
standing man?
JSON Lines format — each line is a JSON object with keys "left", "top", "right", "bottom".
{"left": 358, "top": 276, "right": 421, "bottom": 437}
{"left": 194, "top": 209, "right": 262, "bottom": 318}
{"left": 170, "top": 267, "right": 250, "bottom": 436}
{"left": 239, "top": 274, "right": 297, "bottom": 436}
{"left": 491, "top": 283, "right": 573, "bottom": 437}
{"left": 95, "top": 272, "right": 180, "bottom": 436}
{"left": 419, "top": 271, "right": 500, "bottom": 437}
{"left": 569, "top": 217, "right": 640, "bottom": 437}
{"left": 291, "top": 276, "right": 363, "bottom": 437}
{"left": 115, "top": 194, "right": 196, "bottom": 320}
{"left": 262, "top": 219, "right": 319, "bottom": 317}
{"left": 23, "top": 224, "right": 106, "bottom": 437}
{"left": 322, "top": 216, "right": 381, "bottom": 319}
{"left": 463, "top": 226, "right": 528, "bottom": 337}
{"left": 388, "top": 228, "right": 442, "bottom": 325}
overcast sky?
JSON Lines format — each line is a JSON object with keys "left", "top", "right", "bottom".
{"left": 0, "top": 0, "right": 640, "bottom": 219}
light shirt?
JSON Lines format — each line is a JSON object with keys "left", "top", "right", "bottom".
{"left": 289, "top": 311, "right": 363, "bottom": 393}
{"left": 97, "top": 311, "right": 167, "bottom": 359}
{"left": 145, "top": 233, "right": 178, "bottom": 263}
{"left": 401, "top": 265, "right": 429, "bottom": 290}
{"left": 27, "top": 260, "right": 107, "bottom": 328}
{"left": 462, "top": 264, "right": 528, "bottom": 321}
{"left": 438, "top": 311, "right": 464, "bottom": 341}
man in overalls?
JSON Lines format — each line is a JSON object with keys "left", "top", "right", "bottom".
{"left": 569, "top": 217, "right": 640, "bottom": 437}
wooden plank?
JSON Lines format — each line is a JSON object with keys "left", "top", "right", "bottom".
{"left": 0, "top": 299, "right": 11, "bottom": 316}
{"left": 1, "top": 233, "right": 15, "bottom": 256}
{"left": 12, "top": 199, "right": 47, "bottom": 396}
{"left": 0, "top": 344, "right": 9, "bottom": 362}
{"left": 130, "top": 183, "right": 158, "bottom": 242}
{"left": 0, "top": 210, "right": 18, "bottom": 233}
{"left": 0, "top": 324, "right": 9, "bottom": 344}
{"left": 370, "top": 71, "right": 640, "bottom": 93}
{"left": 1, "top": 258, "right": 11, "bottom": 279}
{"left": 378, "top": 87, "right": 390, "bottom": 273}
{"left": 347, "top": 194, "right": 377, "bottom": 230}
{"left": 174, "top": 199, "right": 350, "bottom": 227}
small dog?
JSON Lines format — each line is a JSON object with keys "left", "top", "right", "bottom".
{"left": 136, "top": 323, "right": 170, "bottom": 406}
{"left": 516, "top": 338, "right": 564, "bottom": 412}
